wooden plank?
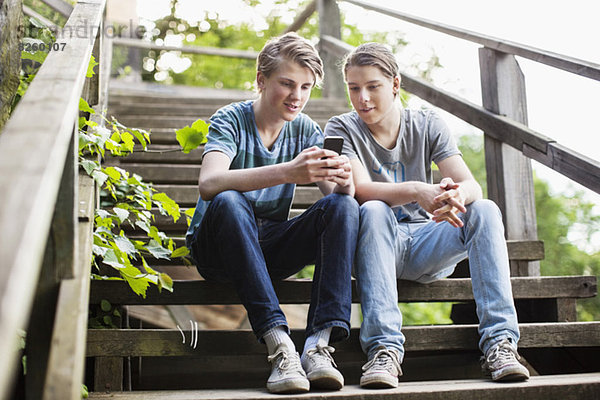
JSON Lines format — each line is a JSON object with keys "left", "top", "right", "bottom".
{"left": 317, "top": 0, "right": 346, "bottom": 99}
{"left": 112, "top": 37, "right": 259, "bottom": 60}
{"left": 342, "top": 0, "right": 600, "bottom": 81}
{"left": 0, "top": 1, "right": 106, "bottom": 398}
{"left": 86, "top": 322, "right": 600, "bottom": 357}
{"left": 479, "top": 48, "right": 539, "bottom": 276}
{"left": 86, "top": 372, "right": 600, "bottom": 399}
{"left": 89, "top": 276, "right": 597, "bottom": 306}
{"left": 43, "top": 174, "right": 95, "bottom": 400}
{"left": 40, "top": 0, "right": 73, "bottom": 18}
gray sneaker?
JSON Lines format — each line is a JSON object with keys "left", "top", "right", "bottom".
{"left": 266, "top": 344, "right": 310, "bottom": 394}
{"left": 481, "top": 339, "right": 530, "bottom": 382}
{"left": 301, "top": 345, "right": 344, "bottom": 390}
{"left": 360, "top": 346, "right": 402, "bottom": 389}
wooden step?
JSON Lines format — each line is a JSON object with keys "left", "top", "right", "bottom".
{"left": 89, "top": 276, "right": 596, "bottom": 306}
{"left": 86, "top": 373, "right": 600, "bottom": 400}
{"left": 109, "top": 115, "right": 334, "bottom": 130}
{"left": 86, "top": 322, "right": 600, "bottom": 358}
{"left": 108, "top": 102, "right": 350, "bottom": 118}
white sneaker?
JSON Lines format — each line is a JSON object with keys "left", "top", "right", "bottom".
{"left": 481, "top": 338, "right": 530, "bottom": 381}
{"left": 360, "top": 346, "right": 402, "bottom": 389}
{"left": 266, "top": 344, "right": 310, "bottom": 394}
{"left": 301, "top": 345, "right": 344, "bottom": 390}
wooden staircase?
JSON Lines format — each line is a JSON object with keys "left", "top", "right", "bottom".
{"left": 84, "top": 81, "right": 600, "bottom": 399}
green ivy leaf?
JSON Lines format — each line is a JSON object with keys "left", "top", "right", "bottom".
{"left": 152, "top": 192, "right": 180, "bottom": 222}
{"left": 175, "top": 118, "right": 209, "bottom": 153}
{"left": 100, "top": 299, "right": 112, "bottom": 312}
{"left": 159, "top": 273, "right": 174, "bottom": 292}
{"left": 145, "top": 240, "right": 171, "bottom": 260}
{"left": 171, "top": 246, "right": 189, "bottom": 258}
{"left": 123, "top": 274, "right": 150, "bottom": 298}
{"left": 87, "top": 55, "right": 99, "bottom": 78}
{"left": 113, "top": 235, "right": 136, "bottom": 256}
{"left": 113, "top": 207, "right": 130, "bottom": 224}
{"left": 79, "top": 98, "right": 96, "bottom": 114}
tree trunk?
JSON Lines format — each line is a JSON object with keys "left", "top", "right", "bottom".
{"left": 0, "top": 0, "right": 24, "bottom": 131}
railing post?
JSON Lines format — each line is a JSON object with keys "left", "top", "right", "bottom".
{"left": 317, "top": 0, "right": 346, "bottom": 99}
{"left": 479, "top": 48, "right": 540, "bottom": 277}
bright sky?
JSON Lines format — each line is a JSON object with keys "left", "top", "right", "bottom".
{"left": 137, "top": 0, "right": 600, "bottom": 250}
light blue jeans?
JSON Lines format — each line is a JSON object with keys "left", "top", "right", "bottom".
{"left": 354, "top": 199, "right": 520, "bottom": 361}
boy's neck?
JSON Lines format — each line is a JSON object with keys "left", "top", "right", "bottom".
{"left": 368, "top": 105, "right": 402, "bottom": 149}
{"left": 253, "top": 99, "right": 285, "bottom": 149}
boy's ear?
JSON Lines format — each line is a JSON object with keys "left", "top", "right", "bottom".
{"left": 393, "top": 75, "right": 401, "bottom": 94}
{"left": 256, "top": 72, "right": 265, "bottom": 90}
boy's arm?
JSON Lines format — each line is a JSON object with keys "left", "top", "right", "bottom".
{"left": 351, "top": 158, "right": 429, "bottom": 207}
{"left": 198, "top": 147, "right": 347, "bottom": 201}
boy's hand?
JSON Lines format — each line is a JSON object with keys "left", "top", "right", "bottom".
{"left": 285, "top": 146, "right": 347, "bottom": 184}
{"left": 431, "top": 177, "right": 466, "bottom": 228}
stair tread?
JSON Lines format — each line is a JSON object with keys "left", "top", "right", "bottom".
{"left": 87, "top": 372, "right": 600, "bottom": 399}
{"left": 86, "top": 322, "right": 600, "bottom": 357}
{"left": 89, "top": 275, "right": 597, "bottom": 305}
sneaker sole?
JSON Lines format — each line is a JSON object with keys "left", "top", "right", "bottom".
{"left": 491, "top": 365, "right": 530, "bottom": 382}
{"left": 307, "top": 370, "right": 344, "bottom": 390}
{"left": 360, "top": 373, "right": 398, "bottom": 389}
{"left": 267, "top": 378, "right": 310, "bottom": 394}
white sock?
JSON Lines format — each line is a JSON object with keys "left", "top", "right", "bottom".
{"left": 301, "top": 327, "right": 332, "bottom": 361}
{"left": 263, "top": 325, "right": 295, "bottom": 355}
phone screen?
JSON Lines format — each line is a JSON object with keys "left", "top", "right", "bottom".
{"left": 323, "top": 136, "right": 344, "bottom": 155}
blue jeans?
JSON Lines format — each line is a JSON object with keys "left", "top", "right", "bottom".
{"left": 355, "top": 199, "right": 520, "bottom": 361}
{"left": 188, "top": 190, "right": 359, "bottom": 343}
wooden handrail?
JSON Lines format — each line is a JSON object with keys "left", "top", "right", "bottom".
{"left": 0, "top": 0, "right": 105, "bottom": 398}
{"left": 112, "top": 37, "right": 259, "bottom": 60}
{"left": 341, "top": 0, "right": 600, "bottom": 81}
{"left": 319, "top": 35, "right": 600, "bottom": 194}
{"left": 40, "top": 0, "right": 73, "bottom": 18}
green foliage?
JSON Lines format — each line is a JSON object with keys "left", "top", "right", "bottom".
{"left": 176, "top": 118, "right": 209, "bottom": 153}
{"left": 78, "top": 94, "right": 195, "bottom": 298}
{"left": 140, "top": 0, "right": 411, "bottom": 95}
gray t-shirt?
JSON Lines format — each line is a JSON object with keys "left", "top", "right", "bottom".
{"left": 324, "top": 108, "right": 461, "bottom": 222}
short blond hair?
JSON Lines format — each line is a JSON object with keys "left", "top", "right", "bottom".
{"left": 343, "top": 42, "right": 399, "bottom": 80}
{"left": 257, "top": 32, "right": 324, "bottom": 88}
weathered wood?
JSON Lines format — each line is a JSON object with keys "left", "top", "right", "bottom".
{"left": 317, "top": 0, "right": 346, "bottom": 99}
{"left": 94, "top": 357, "right": 123, "bottom": 393}
{"left": 40, "top": 0, "right": 73, "bottom": 18}
{"left": 113, "top": 37, "right": 258, "bottom": 60}
{"left": 86, "top": 372, "right": 600, "bottom": 399}
{"left": 42, "top": 173, "right": 95, "bottom": 400}
{"left": 341, "top": 0, "right": 600, "bottom": 82}
{"left": 89, "top": 276, "right": 596, "bottom": 305}
{"left": 0, "top": 0, "right": 23, "bottom": 130}
{"left": 86, "top": 322, "right": 600, "bottom": 357}
{"left": 0, "top": 1, "right": 105, "bottom": 398}
{"left": 479, "top": 47, "right": 539, "bottom": 277}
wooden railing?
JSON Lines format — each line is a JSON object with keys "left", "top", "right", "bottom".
{"left": 0, "top": 0, "right": 107, "bottom": 398}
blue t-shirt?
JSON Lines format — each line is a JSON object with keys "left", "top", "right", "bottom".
{"left": 186, "top": 100, "right": 324, "bottom": 245}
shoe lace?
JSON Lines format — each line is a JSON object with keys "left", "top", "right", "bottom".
{"left": 268, "top": 348, "right": 302, "bottom": 373}
{"left": 486, "top": 339, "right": 521, "bottom": 365}
{"left": 306, "top": 344, "right": 338, "bottom": 368}
{"left": 362, "top": 347, "right": 401, "bottom": 373}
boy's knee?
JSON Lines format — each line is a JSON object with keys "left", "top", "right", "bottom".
{"left": 360, "top": 200, "right": 393, "bottom": 224}
{"left": 326, "top": 193, "right": 359, "bottom": 219}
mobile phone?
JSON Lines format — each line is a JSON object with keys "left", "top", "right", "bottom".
{"left": 323, "top": 136, "right": 344, "bottom": 156}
